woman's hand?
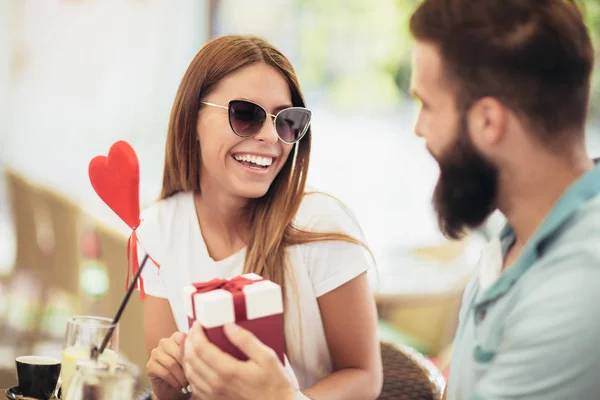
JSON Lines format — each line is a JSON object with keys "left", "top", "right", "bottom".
{"left": 146, "top": 331, "right": 190, "bottom": 400}
{"left": 183, "top": 322, "right": 297, "bottom": 400}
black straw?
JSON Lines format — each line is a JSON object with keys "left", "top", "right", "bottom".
{"left": 91, "top": 254, "right": 149, "bottom": 359}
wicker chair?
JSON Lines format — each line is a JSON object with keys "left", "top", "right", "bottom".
{"left": 379, "top": 341, "right": 445, "bottom": 400}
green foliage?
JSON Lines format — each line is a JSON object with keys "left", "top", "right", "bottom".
{"left": 580, "top": 0, "right": 600, "bottom": 120}
{"left": 295, "top": 0, "right": 600, "bottom": 120}
{"left": 295, "top": 0, "right": 417, "bottom": 112}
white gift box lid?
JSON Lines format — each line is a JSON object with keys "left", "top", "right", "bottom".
{"left": 183, "top": 273, "right": 283, "bottom": 329}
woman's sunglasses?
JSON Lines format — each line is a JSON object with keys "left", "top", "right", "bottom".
{"left": 201, "top": 99, "right": 312, "bottom": 144}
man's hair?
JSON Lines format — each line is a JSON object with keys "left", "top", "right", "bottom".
{"left": 410, "top": 0, "right": 594, "bottom": 142}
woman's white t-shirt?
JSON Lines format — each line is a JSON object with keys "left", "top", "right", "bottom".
{"left": 136, "top": 191, "right": 373, "bottom": 389}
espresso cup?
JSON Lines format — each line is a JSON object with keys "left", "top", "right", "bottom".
{"left": 15, "top": 355, "right": 61, "bottom": 399}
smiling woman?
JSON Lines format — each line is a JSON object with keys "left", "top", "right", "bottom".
{"left": 137, "top": 35, "right": 382, "bottom": 400}
{"left": 193, "top": 62, "right": 298, "bottom": 200}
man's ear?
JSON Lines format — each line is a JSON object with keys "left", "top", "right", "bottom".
{"left": 467, "top": 97, "right": 508, "bottom": 147}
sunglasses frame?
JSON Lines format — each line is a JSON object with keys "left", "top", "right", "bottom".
{"left": 201, "top": 99, "right": 312, "bottom": 144}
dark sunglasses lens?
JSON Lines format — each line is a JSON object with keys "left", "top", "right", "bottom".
{"left": 229, "top": 100, "right": 266, "bottom": 137}
{"left": 275, "top": 109, "right": 311, "bottom": 143}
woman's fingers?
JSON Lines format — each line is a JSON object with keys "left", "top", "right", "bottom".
{"left": 148, "top": 338, "right": 189, "bottom": 390}
{"left": 147, "top": 361, "right": 183, "bottom": 391}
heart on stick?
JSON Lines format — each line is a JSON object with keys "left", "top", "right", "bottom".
{"left": 88, "top": 140, "right": 140, "bottom": 229}
{"left": 87, "top": 140, "right": 156, "bottom": 297}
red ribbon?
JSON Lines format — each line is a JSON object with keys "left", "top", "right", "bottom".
{"left": 190, "top": 276, "right": 262, "bottom": 323}
{"left": 126, "top": 225, "right": 160, "bottom": 299}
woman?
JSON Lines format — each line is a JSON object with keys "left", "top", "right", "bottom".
{"left": 138, "top": 35, "right": 382, "bottom": 400}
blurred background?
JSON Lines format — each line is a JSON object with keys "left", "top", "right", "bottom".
{"left": 1, "top": 0, "right": 599, "bottom": 393}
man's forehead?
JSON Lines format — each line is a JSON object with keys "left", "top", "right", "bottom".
{"left": 410, "top": 42, "right": 451, "bottom": 95}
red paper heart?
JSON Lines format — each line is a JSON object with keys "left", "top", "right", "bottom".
{"left": 88, "top": 141, "right": 140, "bottom": 229}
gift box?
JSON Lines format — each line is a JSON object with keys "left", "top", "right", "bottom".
{"left": 183, "top": 273, "right": 285, "bottom": 364}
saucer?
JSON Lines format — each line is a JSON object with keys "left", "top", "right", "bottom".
{"left": 5, "top": 386, "right": 52, "bottom": 400}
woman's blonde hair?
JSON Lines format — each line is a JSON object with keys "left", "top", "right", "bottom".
{"left": 160, "top": 34, "right": 367, "bottom": 303}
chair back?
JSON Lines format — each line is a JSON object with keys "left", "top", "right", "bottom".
{"left": 4, "top": 168, "right": 41, "bottom": 273}
{"left": 379, "top": 341, "right": 445, "bottom": 400}
{"left": 36, "top": 184, "right": 82, "bottom": 295}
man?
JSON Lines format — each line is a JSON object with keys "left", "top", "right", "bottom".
{"left": 409, "top": 0, "right": 600, "bottom": 399}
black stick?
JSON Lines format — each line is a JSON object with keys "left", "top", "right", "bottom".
{"left": 91, "top": 254, "right": 150, "bottom": 360}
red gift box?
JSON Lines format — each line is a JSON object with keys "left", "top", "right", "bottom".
{"left": 183, "top": 273, "right": 285, "bottom": 364}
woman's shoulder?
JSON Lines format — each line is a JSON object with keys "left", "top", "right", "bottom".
{"left": 140, "top": 191, "right": 192, "bottom": 226}
{"left": 294, "top": 191, "right": 364, "bottom": 237}
{"left": 137, "top": 191, "right": 194, "bottom": 250}
{"left": 291, "top": 192, "right": 374, "bottom": 297}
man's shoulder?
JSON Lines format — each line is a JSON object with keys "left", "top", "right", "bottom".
{"left": 516, "top": 224, "right": 600, "bottom": 325}
{"left": 538, "top": 193, "right": 600, "bottom": 269}
{"left": 567, "top": 192, "right": 600, "bottom": 234}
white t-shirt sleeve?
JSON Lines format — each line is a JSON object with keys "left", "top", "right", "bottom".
{"left": 136, "top": 203, "right": 167, "bottom": 298}
{"left": 296, "top": 193, "right": 374, "bottom": 298}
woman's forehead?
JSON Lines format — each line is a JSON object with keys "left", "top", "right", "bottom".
{"left": 210, "top": 63, "right": 292, "bottom": 108}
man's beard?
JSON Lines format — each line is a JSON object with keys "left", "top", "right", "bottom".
{"left": 432, "top": 116, "right": 499, "bottom": 240}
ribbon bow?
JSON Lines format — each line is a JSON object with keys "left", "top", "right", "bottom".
{"left": 191, "top": 276, "right": 262, "bottom": 323}
{"left": 126, "top": 225, "right": 147, "bottom": 296}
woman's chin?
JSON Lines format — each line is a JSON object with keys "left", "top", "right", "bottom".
{"left": 232, "top": 185, "right": 271, "bottom": 200}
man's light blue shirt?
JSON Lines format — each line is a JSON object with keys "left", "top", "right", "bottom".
{"left": 447, "top": 161, "right": 600, "bottom": 400}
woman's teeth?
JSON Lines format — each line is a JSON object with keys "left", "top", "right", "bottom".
{"left": 233, "top": 154, "right": 273, "bottom": 167}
